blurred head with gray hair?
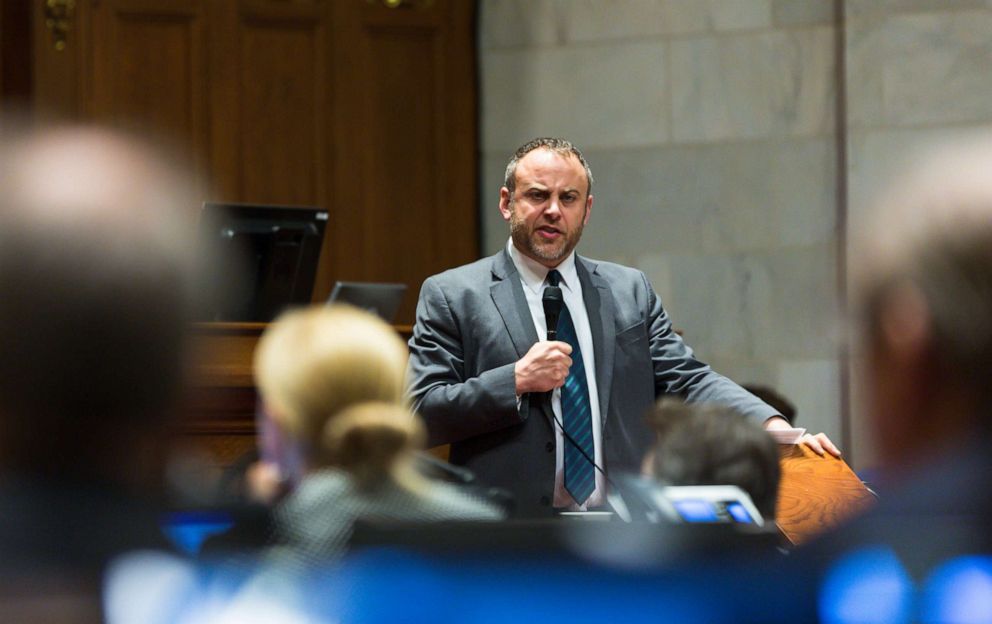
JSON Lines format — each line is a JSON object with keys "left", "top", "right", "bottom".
{"left": 853, "top": 134, "right": 992, "bottom": 470}
{"left": 644, "top": 398, "right": 780, "bottom": 521}
{"left": 0, "top": 122, "right": 200, "bottom": 489}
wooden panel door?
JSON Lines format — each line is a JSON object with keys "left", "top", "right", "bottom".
{"left": 328, "top": 0, "right": 477, "bottom": 321}
{"left": 209, "top": 0, "right": 331, "bottom": 207}
{"left": 86, "top": 0, "right": 210, "bottom": 183}
{"left": 1, "top": 2, "right": 32, "bottom": 106}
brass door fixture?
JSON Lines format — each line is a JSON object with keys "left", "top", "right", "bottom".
{"left": 44, "top": 0, "right": 76, "bottom": 52}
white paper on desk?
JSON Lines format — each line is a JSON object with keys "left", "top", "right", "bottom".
{"left": 769, "top": 427, "right": 806, "bottom": 445}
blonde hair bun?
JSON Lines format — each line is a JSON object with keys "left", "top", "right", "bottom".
{"left": 323, "top": 401, "right": 426, "bottom": 486}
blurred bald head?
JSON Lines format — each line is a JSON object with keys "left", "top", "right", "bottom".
{"left": 854, "top": 135, "right": 992, "bottom": 466}
{"left": 0, "top": 125, "right": 199, "bottom": 482}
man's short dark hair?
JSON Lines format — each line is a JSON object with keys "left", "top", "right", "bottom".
{"left": 503, "top": 137, "right": 594, "bottom": 197}
{"left": 646, "top": 398, "right": 781, "bottom": 520}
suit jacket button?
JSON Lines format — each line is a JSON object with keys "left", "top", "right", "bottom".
{"left": 540, "top": 496, "right": 550, "bottom": 506}
{"left": 545, "top": 441, "right": 553, "bottom": 452}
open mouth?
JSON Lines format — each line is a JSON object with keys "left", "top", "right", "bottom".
{"left": 536, "top": 226, "right": 562, "bottom": 240}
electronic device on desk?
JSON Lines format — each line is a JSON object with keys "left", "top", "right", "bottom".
{"left": 659, "top": 485, "right": 764, "bottom": 526}
{"left": 327, "top": 281, "right": 407, "bottom": 323}
{"left": 612, "top": 474, "right": 765, "bottom": 526}
{"left": 197, "top": 202, "right": 327, "bottom": 322}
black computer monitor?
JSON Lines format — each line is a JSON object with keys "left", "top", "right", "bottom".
{"left": 198, "top": 202, "right": 328, "bottom": 322}
{"left": 327, "top": 281, "right": 407, "bottom": 323}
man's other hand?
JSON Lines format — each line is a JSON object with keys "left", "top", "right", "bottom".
{"left": 515, "top": 341, "right": 573, "bottom": 394}
{"left": 764, "top": 415, "right": 842, "bottom": 458}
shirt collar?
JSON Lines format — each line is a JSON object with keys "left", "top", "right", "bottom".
{"left": 506, "top": 238, "right": 579, "bottom": 295}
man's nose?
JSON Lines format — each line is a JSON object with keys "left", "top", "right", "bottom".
{"left": 544, "top": 198, "right": 562, "bottom": 219}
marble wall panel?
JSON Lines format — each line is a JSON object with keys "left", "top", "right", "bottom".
{"left": 845, "top": 125, "right": 992, "bottom": 240}
{"left": 480, "top": 151, "right": 511, "bottom": 255}
{"left": 844, "top": 15, "right": 887, "bottom": 129}
{"left": 698, "top": 141, "right": 836, "bottom": 252}
{"left": 670, "top": 27, "right": 835, "bottom": 143}
{"left": 746, "top": 246, "right": 839, "bottom": 359}
{"left": 588, "top": 140, "right": 836, "bottom": 255}
{"left": 847, "top": 10, "right": 992, "bottom": 128}
{"left": 579, "top": 146, "right": 714, "bottom": 257}
{"left": 881, "top": 11, "right": 992, "bottom": 126}
{"left": 698, "top": 144, "right": 777, "bottom": 253}
{"left": 708, "top": 0, "right": 773, "bottom": 31}
{"left": 772, "top": 0, "right": 834, "bottom": 26}
{"left": 776, "top": 358, "right": 841, "bottom": 442}
{"left": 562, "top": 0, "right": 772, "bottom": 43}
{"left": 635, "top": 252, "right": 675, "bottom": 310}
{"left": 701, "top": 355, "right": 777, "bottom": 391}
{"left": 846, "top": 0, "right": 987, "bottom": 18}
{"left": 666, "top": 252, "right": 760, "bottom": 360}
{"left": 562, "top": 0, "right": 706, "bottom": 42}
{"left": 772, "top": 139, "right": 838, "bottom": 247}
{"left": 481, "top": 41, "right": 669, "bottom": 153}
{"left": 479, "top": 0, "right": 562, "bottom": 50}
{"left": 847, "top": 352, "right": 875, "bottom": 473}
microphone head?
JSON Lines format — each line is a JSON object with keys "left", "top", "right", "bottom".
{"left": 542, "top": 286, "right": 563, "bottom": 336}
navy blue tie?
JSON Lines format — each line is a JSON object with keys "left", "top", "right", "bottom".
{"left": 546, "top": 270, "right": 595, "bottom": 505}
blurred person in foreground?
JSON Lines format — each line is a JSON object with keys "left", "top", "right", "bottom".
{"left": 798, "top": 136, "right": 992, "bottom": 599}
{"left": 643, "top": 398, "right": 781, "bottom": 523}
{"left": 249, "top": 305, "right": 502, "bottom": 568}
{"left": 0, "top": 124, "right": 199, "bottom": 618}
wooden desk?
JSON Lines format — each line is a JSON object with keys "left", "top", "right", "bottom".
{"left": 775, "top": 444, "right": 876, "bottom": 544}
{"left": 182, "top": 322, "right": 414, "bottom": 467}
{"left": 188, "top": 321, "right": 415, "bottom": 388}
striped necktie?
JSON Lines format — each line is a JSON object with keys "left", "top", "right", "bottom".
{"left": 546, "top": 269, "right": 595, "bottom": 505}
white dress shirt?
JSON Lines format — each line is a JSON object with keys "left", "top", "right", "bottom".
{"left": 507, "top": 239, "right": 605, "bottom": 509}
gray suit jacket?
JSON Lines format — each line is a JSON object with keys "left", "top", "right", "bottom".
{"left": 407, "top": 249, "right": 777, "bottom": 516}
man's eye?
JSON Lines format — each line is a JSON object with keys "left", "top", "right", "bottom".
{"left": 527, "top": 191, "right": 547, "bottom": 201}
{"left": 561, "top": 194, "right": 577, "bottom": 204}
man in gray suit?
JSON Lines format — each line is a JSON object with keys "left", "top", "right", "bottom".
{"left": 408, "top": 137, "right": 838, "bottom": 517}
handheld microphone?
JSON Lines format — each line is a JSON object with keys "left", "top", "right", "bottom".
{"left": 540, "top": 286, "right": 564, "bottom": 432}
{"left": 542, "top": 286, "right": 563, "bottom": 340}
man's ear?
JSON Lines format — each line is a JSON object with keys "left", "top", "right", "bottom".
{"left": 499, "top": 187, "right": 512, "bottom": 222}
{"left": 583, "top": 194, "right": 593, "bottom": 225}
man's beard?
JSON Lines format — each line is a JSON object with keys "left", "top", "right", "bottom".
{"left": 508, "top": 204, "right": 585, "bottom": 266}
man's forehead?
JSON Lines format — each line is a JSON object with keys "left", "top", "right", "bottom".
{"left": 515, "top": 149, "right": 587, "bottom": 188}
{"left": 517, "top": 182, "right": 584, "bottom": 196}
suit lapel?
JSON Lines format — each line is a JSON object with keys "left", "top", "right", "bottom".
{"left": 489, "top": 249, "right": 539, "bottom": 358}
{"left": 577, "top": 256, "right": 616, "bottom": 425}
{"left": 491, "top": 249, "right": 558, "bottom": 432}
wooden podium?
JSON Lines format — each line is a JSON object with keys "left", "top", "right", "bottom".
{"left": 776, "top": 443, "right": 876, "bottom": 544}
{"left": 185, "top": 322, "right": 875, "bottom": 541}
